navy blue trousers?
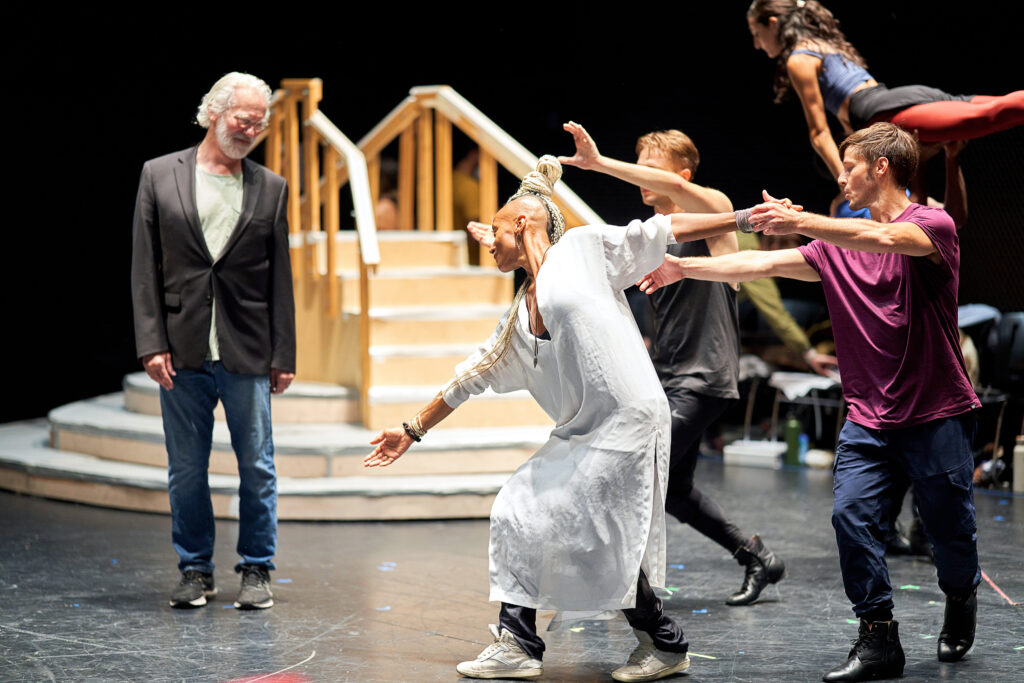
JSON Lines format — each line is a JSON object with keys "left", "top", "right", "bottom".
{"left": 832, "top": 414, "right": 980, "bottom": 619}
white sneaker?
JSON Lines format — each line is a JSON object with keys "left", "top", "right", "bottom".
{"left": 611, "top": 629, "right": 690, "bottom": 682}
{"left": 455, "top": 624, "right": 543, "bottom": 679}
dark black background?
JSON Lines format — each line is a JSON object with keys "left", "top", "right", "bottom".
{"left": 4, "top": 1, "right": 1022, "bottom": 422}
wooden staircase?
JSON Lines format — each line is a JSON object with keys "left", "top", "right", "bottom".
{"left": 0, "top": 82, "right": 603, "bottom": 520}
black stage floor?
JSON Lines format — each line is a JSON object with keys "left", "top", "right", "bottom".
{"left": 1, "top": 460, "right": 1021, "bottom": 682}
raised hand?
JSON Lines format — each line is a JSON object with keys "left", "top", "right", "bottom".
{"left": 467, "top": 220, "right": 494, "bottom": 247}
{"left": 557, "top": 121, "right": 601, "bottom": 170}
{"left": 637, "top": 255, "right": 685, "bottom": 294}
{"left": 364, "top": 428, "right": 414, "bottom": 468}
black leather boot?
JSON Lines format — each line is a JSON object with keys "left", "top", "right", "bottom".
{"left": 822, "top": 619, "right": 905, "bottom": 682}
{"left": 726, "top": 534, "right": 785, "bottom": 606}
{"left": 937, "top": 588, "right": 976, "bottom": 662}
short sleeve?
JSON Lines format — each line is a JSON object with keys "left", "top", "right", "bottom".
{"left": 797, "top": 240, "right": 826, "bottom": 276}
{"left": 598, "top": 214, "right": 674, "bottom": 291}
{"left": 441, "top": 306, "right": 528, "bottom": 409}
{"left": 907, "top": 206, "right": 958, "bottom": 278}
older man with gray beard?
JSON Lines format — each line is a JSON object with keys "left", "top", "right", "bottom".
{"left": 131, "top": 72, "right": 295, "bottom": 610}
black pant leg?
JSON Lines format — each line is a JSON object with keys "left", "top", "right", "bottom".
{"left": 664, "top": 388, "right": 747, "bottom": 553}
{"left": 498, "top": 603, "right": 545, "bottom": 660}
{"left": 622, "top": 569, "right": 689, "bottom": 654}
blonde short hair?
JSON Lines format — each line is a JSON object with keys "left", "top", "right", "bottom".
{"left": 636, "top": 129, "right": 700, "bottom": 177}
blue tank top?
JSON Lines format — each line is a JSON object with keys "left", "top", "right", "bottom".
{"left": 791, "top": 49, "right": 873, "bottom": 116}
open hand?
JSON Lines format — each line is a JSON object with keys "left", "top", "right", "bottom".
{"left": 467, "top": 220, "right": 494, "bottom": 247}
{"left": 364, "top": 428, "right": 414, "bottom": 467}
{"left": 637, "top": 255, "right": 685, "bottom": 294}
{"left": 557, "top": 121, "right": 601, "bottom": 170}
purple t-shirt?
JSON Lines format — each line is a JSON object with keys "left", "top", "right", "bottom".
{"left": 798, "top": 204, "right": 979, "bottom": 429}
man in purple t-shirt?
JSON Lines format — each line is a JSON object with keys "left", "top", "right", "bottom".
{"left": 638, "top": 123, "right": 981, "bottom": 683}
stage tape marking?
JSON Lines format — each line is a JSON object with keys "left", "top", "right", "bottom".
{"left": 982, "top": 570, "right": 1021, "bottom": 606}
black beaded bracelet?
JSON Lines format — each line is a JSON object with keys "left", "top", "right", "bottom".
{"left": 402, "top": 422, "right": 422, "bottom": 442}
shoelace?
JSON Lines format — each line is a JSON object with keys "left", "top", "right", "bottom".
{"left": 476, "top": 640, "right": 507, "bottom": 660}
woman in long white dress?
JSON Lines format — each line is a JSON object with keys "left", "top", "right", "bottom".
{"left": 366, "top": 156, "right": 744, "bottom": 681}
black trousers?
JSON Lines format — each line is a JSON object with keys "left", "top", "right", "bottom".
{"left": 664, "top": 387, "right": 748, "bottom": 555}
{"left": 499, "top": 570, "right": 689, "bottom": 661}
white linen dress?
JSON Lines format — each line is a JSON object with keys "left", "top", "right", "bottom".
{"left": 442, "top": 215, "right": 675, "bottom": 611}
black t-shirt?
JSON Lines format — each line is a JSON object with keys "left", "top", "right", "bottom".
{"left": 649, "top": 238, "right": 740, "bottom": 399}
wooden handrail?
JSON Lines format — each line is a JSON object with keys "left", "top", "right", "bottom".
{"left": 411, "top": 85, "right": 603, "bottom": 227}
{"left": 309, "top": 110, "right": 381, "bottom": 268}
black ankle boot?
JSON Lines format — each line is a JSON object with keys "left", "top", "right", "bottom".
{"left": 726, "top": 534, "right": 785, "bottom": 606}
{"left": 937, "top": 589, "right": 976, "bottom": 662}
{"left": 822, "top": 619, "right": 905, "bottom": 682}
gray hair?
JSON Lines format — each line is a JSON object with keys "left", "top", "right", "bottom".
{"left": 445, "top": 156, "right": 565, "bottom": 393}
{"left": 196, "top": 72, "right": 272, "bottom": 129}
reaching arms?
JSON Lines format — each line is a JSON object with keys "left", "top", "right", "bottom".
{"left": 364, "top": 394, "right": 455, "bottom": 467}
{"left": 557, "top": 121, "right": 734, "bottom": 214}
{"left": 750, "top": 191, "right": 939, "bottom": 260}
{"left": 638, "top": 248, "right": 820, "bottom": 294}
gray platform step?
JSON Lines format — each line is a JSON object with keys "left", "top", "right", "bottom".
{"left": 48, "top": 393, "right": 547, "bottom": 478}
{"left": 0, "top": 420, "right": 514, "bottom": 520}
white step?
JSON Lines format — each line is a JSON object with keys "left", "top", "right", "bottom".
{"left": 0, "top": 420, "right": 511, "bottom": 520}
{"left": 48, "top": 393, "right": 548, "bottom": 477}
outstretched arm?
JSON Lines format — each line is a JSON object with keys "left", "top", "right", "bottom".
{"left": 750, "top": 191, "right": 939, "bottom": 260}
{"left": 557, "top": 121, "right": 734, "bottom": 213}
{"left": 638, "top": 248, "right": 819, "bottom": 293}
{"left": 787, "top": 54, "right": 844, "bottom": 182}
{"left": 364, "top": 395, "right": 454, "bottom": 467}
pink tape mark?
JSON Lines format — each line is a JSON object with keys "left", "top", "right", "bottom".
{"left": 981, "top": 570, "right": 1021, "bottom": 606}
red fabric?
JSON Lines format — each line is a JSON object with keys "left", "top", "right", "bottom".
{"left": 873, "top": 90, "right": 1024, "bottom": 143}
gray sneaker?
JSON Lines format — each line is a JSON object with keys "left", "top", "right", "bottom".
{"left": 234, "top": 565, "right": 274, "bottom": 609}
{"left": 455, "top": 624, "right": 543, "bottom": 679}
{"left": 170, "top": 570, "right": 217, "bottom": 608}
{"left": 612, "top": 629, "right": 690, "bottom": 682}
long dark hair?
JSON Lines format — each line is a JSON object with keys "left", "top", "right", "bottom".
{"left": 747, "top": 0, "right": 867, "bottom": 103}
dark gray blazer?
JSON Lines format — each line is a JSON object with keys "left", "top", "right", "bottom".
{"left": 131, "top": 146, "right": 296, "bottom": 375}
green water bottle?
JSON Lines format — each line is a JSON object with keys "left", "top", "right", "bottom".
{"left": 784, "top": 413, "right": 801, "bottom": 466}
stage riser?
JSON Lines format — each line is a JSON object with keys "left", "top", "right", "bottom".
{"left": 369, "top": 317, "right": 501, "bottom": 347}
{"left": 0, "top": 470, "right": 498, "bottom": 521}
{"left": 370, "top": 354, "right": 470, "bottom": 386}
{"left": 367, "top": 400, "right": 551, "bottom": 431}
{"left": 49, "top": 428, "right": 535, "bottom": 478}
{"left": 123, "top": 390, "right": 359, "bottom": 423}
{"left": 341, "top": 271, "right": 511, "bottom": 309}
{"left": 335, "top": 239, "right": 465, "bottom": 271}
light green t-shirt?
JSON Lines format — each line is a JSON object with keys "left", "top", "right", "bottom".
{"left": 195, "top": 166, "right": 243, "bottom": 361}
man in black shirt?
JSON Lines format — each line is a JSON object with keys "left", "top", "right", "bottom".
{"left": 558, "top": 122, "right": 785, "bottom": 605}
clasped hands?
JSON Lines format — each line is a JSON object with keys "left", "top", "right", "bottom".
{"left": 637, "top": 190, "right": 803, "bottom": 294}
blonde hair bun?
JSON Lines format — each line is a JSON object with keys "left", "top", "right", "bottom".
{"left": 519, "top": 155, "right": 562, "bottom": 197}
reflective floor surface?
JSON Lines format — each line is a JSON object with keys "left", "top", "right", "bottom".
{"left": 1, "top": 460, "right": 1021, "bottom": 682}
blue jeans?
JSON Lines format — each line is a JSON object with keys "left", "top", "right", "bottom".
{"left": 832, "top": 414, "right": 980, "bottom": 619}
{"left": 160, "top": 361, "right": 277, "bottom": 573}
